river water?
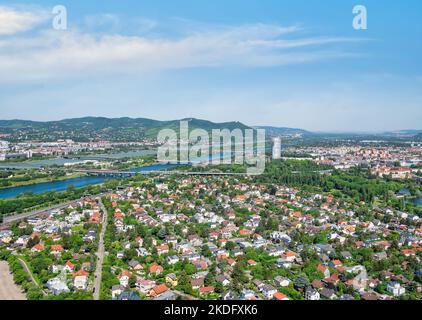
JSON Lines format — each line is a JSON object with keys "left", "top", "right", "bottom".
{"left": 400, "top": 188, "right": 422, "bottom": 207}
{"left": 0, "top": 163, "right": 178, "bottom": 199}
{"left": 0, "top": 147, "right": 269, "bottom": 200}
{"left": 409, "top": 197, "right": 422, "bottom": 206}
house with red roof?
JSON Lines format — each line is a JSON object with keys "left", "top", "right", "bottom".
{"left": 149, "top": 264, "right": 164, "bottom": 275}
{"left": 247, "top": 259, "right": 257, "bottom": 266}
{"left": 149, "top": 284, "right": 168, "bottom": 297}
{"left": 199, "top": 286, "right": 215, "bottom": 295}
{"left": 119, "top": 269, "right": 131, "bottom": 287}
{"left": 156, "top": 244, "right": 169, "bottom": 255}
{"left": 31, "top": 243, "right": 44, "bottom": 253}
{"left": 273, "top": 292, "right": 289, "bottom": 300}
{"left": 50, "top": 244, "right": 64, "bottom": 255}
{"left": 64, "top": 260, "right": 75, "bottom": 272}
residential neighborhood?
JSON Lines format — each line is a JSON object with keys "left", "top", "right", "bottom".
{"left": 0, "top": 198, "right": 104, "bottom": 299}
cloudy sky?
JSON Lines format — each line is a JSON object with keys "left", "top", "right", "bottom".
{"left": 0, "top": 0, "right": 421, "bottom": 132}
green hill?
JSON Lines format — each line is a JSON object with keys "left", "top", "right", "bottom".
{"left": 0, "top": 117, "right": 252, "bottom": 142}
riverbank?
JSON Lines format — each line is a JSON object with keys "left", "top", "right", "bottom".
{"left": 0, "top": 261, "right": 27, "bottom": 300}
{"left": 0, "top": 175, "right": 107, "bottom": 200}
{"left": 0, "top": 172, "right": 86, "bottom": 190}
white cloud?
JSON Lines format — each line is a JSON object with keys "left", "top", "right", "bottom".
{"left": 0, "top": 6, "right": 48, "bottom": 35}
{"left": 0, "top": 7, "right": 365, "bottom": 83}
{"left": 84, "top": 13, "right": 121, "bottom": 31}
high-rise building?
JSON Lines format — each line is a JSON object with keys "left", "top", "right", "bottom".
{"left": 272, "top": 137, "right": 281, "bottom": 160}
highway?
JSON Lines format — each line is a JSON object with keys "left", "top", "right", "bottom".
{"left": 1, "top": 192, "right": 111, "bottom": 227}
{"left": 1, "top": 200, "right": 79, "bottom": 226}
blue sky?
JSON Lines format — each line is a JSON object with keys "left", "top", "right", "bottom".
{"left": 0, "top": 0, "right": 421, "bottom": 131}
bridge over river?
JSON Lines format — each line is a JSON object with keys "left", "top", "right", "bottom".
{"left": 73, "top": 169, "right": 249, "bottom": 177}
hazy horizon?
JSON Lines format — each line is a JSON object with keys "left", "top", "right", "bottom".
{"left": 0, "top": 115, "right": 421, "bottom": 134}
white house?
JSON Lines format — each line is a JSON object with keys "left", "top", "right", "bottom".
{"left": 305, "top": 288, "right": 320, "bottom": 300}
{"left": 119, "top": 271, "right": 131, "bottom": 287}
{"left": 74, "top": 275, "right": 88, "bottom": 291}
{"left": 166, "top": 256, "right": 180, "bottom": 265}
{"left": 387, "top": 282, "right": 405, "bottom": 297}
{"left": 47, "top": 277, "right": 70, "bottom": 295}
{"left": 274, "top": 276, "right": 290, "bottom": 287}
{"left": 261, "top": 284, "right": 278, "bottom": 299}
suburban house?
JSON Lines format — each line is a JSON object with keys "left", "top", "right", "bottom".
{"left": 149, "top": 264, "right": 164, "bottom": 275}
{"left": 165, "top": 273, "right": 178, "bottom": 287}
{"left": 387, "top": 282, "right": 406, "bottom": 297}
{"left": 47, "top": 277, "right": 70, "bottom": 295}
{"left": 305, "top": 288, "right": 320, "bottom": 300}
{"left": 119, "top": 270, "right": 131, "bottom": 287}
{"left": 64, "top": 261, "right": 75, "bottom": 273}
{"left": 74, "top": 275, "right": 88, "bottom": 291}
{"left": 150, "top": 284, "right": 169, "bottom": 298}
{"left": 111, "top": 285, "right": 125, "bottom": 298}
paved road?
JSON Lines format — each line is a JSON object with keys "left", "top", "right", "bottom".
{"left": 18, "top": 258, "right": 38, "bottom": 286}
{"left": 2, "top": 200, "right": 79, "bottom": 225}
{"left": 0, "top": 261, "right": 27, "bottom": 300}
{"left": 93, "top": 198, "right": 108, "bottom": 300}
{"left": 17, "top": 257, "right": 47, "bottom": 296}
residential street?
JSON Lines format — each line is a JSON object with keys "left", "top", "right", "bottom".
{"left": 93, "top": 198, "right": 108, "bottom": 300}
{"left": 16, "top": 256, "right": 47, "bottom": 296}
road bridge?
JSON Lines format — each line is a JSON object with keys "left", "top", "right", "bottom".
{"left": 73, "top": 169, "right": 249, "bottom": 177}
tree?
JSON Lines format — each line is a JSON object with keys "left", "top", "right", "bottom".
{"left": 27, "top": 236, "right": 40, "bottom": 248}
{"left": 27, "top": 285, "right": 44, "bottom": 300}
{"left": 157, "top": 228, "right": 167, "bottom": 240}
{"left": 177, "top": 271, "right": 192, "bottom": 294}
{"left": 225, "top": 241, "right": 236, "bottom": 251}
{"left": 294, "top": 274, "right": 310, "bottom": 290}
{"left": 184, "top": 263, "right": 196, "bottom": 275}
{"left": 204, "top": 272, "right": 215, "bottom": 287}
{"left": 129, "top": 275, "right": 137, "bottom": 288}
{"left": 201, "top": 245, "right": 212, "bottom": 258}
{"left": 31, "top": 255, "right": 53, "bottom": 275}
{"left": 232, "top": 263, "right": 248, "bottom": 284}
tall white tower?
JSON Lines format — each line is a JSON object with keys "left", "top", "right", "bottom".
{"left": 272, "top": 137, "right": 281, "bottom": 160}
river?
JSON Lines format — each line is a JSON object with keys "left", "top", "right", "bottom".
{"left": 0, "top": 147, "right": 268, "bottom": 200}
{"left": 408, "top": 197, "right": 422, "bottom": 206}
{"left": 0, "top": 163, "right": 178, "bottom": 200}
